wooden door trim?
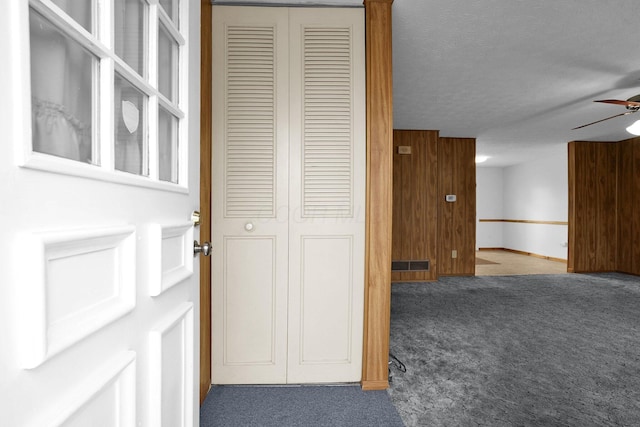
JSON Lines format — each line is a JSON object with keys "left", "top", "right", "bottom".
{"left": 361, "top": 0, "right": 394, "bottom": 391}
{"left": 199, "top": 0, "right": 213, "bottom": 403}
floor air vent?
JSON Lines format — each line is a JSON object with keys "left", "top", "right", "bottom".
{"left": 392, "top": 260, "right": 430, "bottom": 271}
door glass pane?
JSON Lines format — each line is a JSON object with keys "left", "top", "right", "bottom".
{"left": 158, "top": 23, "right": 178, "bottom": 102}
{"left": 50, "top": 0, "right": 93, "bottom": 33}
{"left": 158, "top": 107, "right": 178, "bottom": 183}
{"left": 30, "top": 9, "right": 96, "bottom": 164}
{"left": 115, "top": 74, "right": 148, "bottom": 176}
{"left": 159, "top": 0, "right": 177, "bottom": 26}
{"left": 114, "top": 0, "right": 146, "bottom": 76}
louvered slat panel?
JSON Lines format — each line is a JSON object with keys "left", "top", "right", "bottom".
{"left": 225, "top": 26, "right": 275, "bottom": 217}
{"left": 302, "top": 27, "right": 353, "bottom": 217}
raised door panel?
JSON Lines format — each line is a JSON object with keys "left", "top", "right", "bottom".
{"left": 149, "top": 303, "right": 194, "bottom": 427}
{"left": 290, "top": 237, "right": 358, "bottom": 376}
{"left": 16, "top": 226, "right": 136, "bottom": 369}
{"left": 27, "top": 352, "right": 137, "bottom": 427}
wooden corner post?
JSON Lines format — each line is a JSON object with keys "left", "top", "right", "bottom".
{"left": 362, "top": 0, "right": 394, "bottom": 391}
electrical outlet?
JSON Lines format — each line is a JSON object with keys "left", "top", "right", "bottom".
{"left": 452, "top": 250, "right": 458, "bottom": 259}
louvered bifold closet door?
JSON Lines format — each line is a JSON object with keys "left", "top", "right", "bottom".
{"left": 287, "top": 8, "right": 366, "bottom": 383}
{"left": 211, "top": 7, "right": 290, "bottom": 384}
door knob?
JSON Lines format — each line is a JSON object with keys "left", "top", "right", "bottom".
{"left": 194, "top": 240, "right": 212, "bottom": 257}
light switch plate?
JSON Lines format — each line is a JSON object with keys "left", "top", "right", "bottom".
{"left": 445, "top": 194, "right": 456, "bottom": 202}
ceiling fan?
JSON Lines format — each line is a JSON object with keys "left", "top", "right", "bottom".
{"left": 572, "top": 94, "right": 640, "bottom": 130}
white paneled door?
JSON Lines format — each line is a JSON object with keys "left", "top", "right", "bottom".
{"left": 212, "top": 6, "right": 365, "bottom": 384}
{"left": 0, "top": 1, "right": 201, "bottom": 426}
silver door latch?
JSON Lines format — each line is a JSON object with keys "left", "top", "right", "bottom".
{"left": 191, "top": 211, "right": 201, "bottom": 226}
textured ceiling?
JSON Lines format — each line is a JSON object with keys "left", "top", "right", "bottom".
{"left": 393, "top": 0, "right": 640, "bottom": 166}
{"left": 216, "top": 0, "right": 640, "bottom": 166}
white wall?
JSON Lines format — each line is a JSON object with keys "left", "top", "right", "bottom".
{"left": 476, "top": 167, "right": 503, "bottom": 249}
{"left": 476, "top": 145, "right": 569, "bottom": 259}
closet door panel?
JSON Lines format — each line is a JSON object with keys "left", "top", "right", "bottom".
{"left": 211, "top": 6, "right": 289, "bottom": 384}
{"left": 287, "top": 8, "right": 366, "bottom": 383}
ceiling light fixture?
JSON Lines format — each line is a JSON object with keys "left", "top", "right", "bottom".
{"left": 475, "top": 155, "right": 489, "bottom": 163}
{"left": 626, "top": 119, "right": 640, "bottom": 136}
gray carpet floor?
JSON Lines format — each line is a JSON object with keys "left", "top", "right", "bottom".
{"left": 388, "top": 273, "right": 640, "bottom": 426}
{"left": 200, "top": 385, "right": 405, "bottom": 426}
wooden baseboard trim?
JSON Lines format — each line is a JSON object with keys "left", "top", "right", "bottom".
{"left": 616, "top": 270, "right": 640, "bottom": 277}
{"left": 567, "top": 268, "right": 639, "bottom": 276}
{"left": 361, "top": 379, "right": 389, "bottom": 391}
{"left": 478, "top": 247, "right": 567, "bottom": 264}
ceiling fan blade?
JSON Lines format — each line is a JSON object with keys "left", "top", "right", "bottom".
{"left": 572, "top": 111, "right": 636, "bottom": 130}
{"left": 594, "top": 99, "right": 640, "bottom": 107}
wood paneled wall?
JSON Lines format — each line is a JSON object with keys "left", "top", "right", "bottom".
{"left": 617, "top": 137, "right": 640, "bottom": 275}
{"left": 437, "top": 137, "right": 477, "bottom": 276}
{"left": 392, "top": 130, "right": 439, "bottom": 281}
{"left": 391, "top": 132, "right": 476, "bottom": 280}
{"left": 567, "top": 141, "right": 618, "bottom": 273}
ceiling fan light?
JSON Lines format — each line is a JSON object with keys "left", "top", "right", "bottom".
{"left": 626, "top": 120, "right": 640, "bottom": 136}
